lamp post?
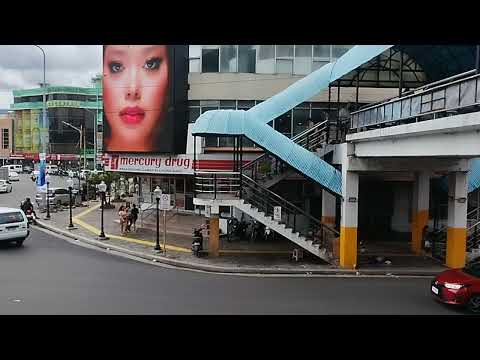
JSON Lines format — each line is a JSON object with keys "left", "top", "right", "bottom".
{"left": 45, "top": 180, "right": 51, "bottom": 220}
{"left": 98, "top": 180, "right": 109, "bottom": 240}
{"left": 154, "top": 186, "right": 162, "bottom": 252}
{"left": 34, "top": 45, "right": 46, "bottom": 153}
{"left": 66, "top": 177, "right": 76, "bottom": 230}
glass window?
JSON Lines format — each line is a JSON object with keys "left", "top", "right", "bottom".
{"left": 274, "top": 111, "right": 292, "bottom": 137}
{"left": 332, "top": 45, "right": 352, "bottom": 58}
{"left": 237, "top": 100, "right": 255, "bottom": 109}
{"left": 0, "top": 212, "right": 23, "bottom": 224}
{"left": 205, "top": 136, "right": 218, "bottom": 147}
{"left": 189, "top": 100, "right": 200, "bottom": 106}
{"left": 220, "top": 45, "right": 237, "bottom": 73}
{"left": 312, "top": 60, "right": 329, "bottom": 71}
{"left": 243, "top": 136, "right": 255, "bottom": 148}
{"left": 202, "top": 49, "right": 219, "bottom": 73}
{"left": 2, "top": 129, "right": 9, "bottom": 149}
{"left": 276, "top": 59, "right": 293, "bottom": 74}
{"left": 188, "top": 108, "right": 200, "bottom": 123}
{"left": 189, "top": 45, "right": 201, "bottom": 58}
{"left": 218, "top": 137, "right": 234, "bottom": 147}
{"left": 313, "top": 45, "right": 331, "bottom": 59}
{"left": 200, "top": 100, "right": 219, "bottom": 107}
{"left": 201, "top": 106, "right": 218, "bottom": 114}
{"left": 311, "top": 109, "right": 327, "bottom": 124}
{"left": 294, "top": 45, "right": 312, "bottom": 75}
{"left": 176, "top": 178, "right": 185, "bottom": 193}
{"left": 238, "top": 45, "right": 256, "bottom": 73}
{"left": 257, "top": 45, "right": 275, "bottom": 74}
{"left": 189, "top": 58, "right": 200, "bottom": 73}
{"left": 276, "top": 45, "right": 294, "bottom": 58}
{"left": 220, "top": 100, "right": 236, "bottom": 108}
{"left": 293, "top": 109, "right": 309, "bottom": 135}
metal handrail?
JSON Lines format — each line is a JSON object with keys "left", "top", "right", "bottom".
{"left": 242, "top": 174, "right": 339, "bottom": 237}
{"left": 243, "top": 120, "right": 329, "bottom": 171}
{"left": 351, "top": 69, "right": 480, "bottom": 130}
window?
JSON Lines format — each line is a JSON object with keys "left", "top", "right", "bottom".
{"left": 220, "top": 45, "right": 237, "bottom": 72}
{"left": 312, "top": 60, "right": 329, "bottom": 71}
{"left": 2, "top": 129, "right": 9, "bottom": 149}
{"left": 205, "top": 136, "right": 218, "bottom": 147}
{"left": 0, "top": 212, "right": 23, "bottom": 225}
{"left": 276, "top": 45, "right": 294, "bottom": 74}
{"left": 189, "top": 45, "right": 201, "bottom": 73}
{"left": 188, "top": 108, "right": 200, "bottom": 123}
{"left": 257, "top": 45, "right": 275, "bottom": 74}
{"left": 332, "top": 45, "right": 352, "bottom": 58}
{"left": 274, "top": 111, "right": 292, "bottom": 137}
{"left": 202, "top": 49, "right": 219, "bottom": 73}
{"left": 294, "top": 45, "right": 312, "bottom": 75}
{"left": 238, "top": 45, "right": 256, "bottom": 73}
{"left": 313, "top": 45, "right": 331, "bottom": 59}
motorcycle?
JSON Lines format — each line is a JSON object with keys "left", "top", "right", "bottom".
{"left": 25, "top": 208, "right": 36, "bottom": 225}
{"left": 192, "top": 227, "right": 203, "bottom": 257}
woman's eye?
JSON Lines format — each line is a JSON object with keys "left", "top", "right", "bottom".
{"left": 144, "top": 57, "right": 162, "bottom": 70}
{"left": 109, "top": 62, "right": 123, "bottom": 73}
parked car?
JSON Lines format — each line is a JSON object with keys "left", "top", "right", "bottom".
{"left": 0, "top": 180, "right": 12, "bottom": 193}
{"left": 2, "top": 164, "right": 23, "bottom": 173}
{"left": 0, "top": 207, "right": 29, "bottom": 247}
{"left": 23, "top": 165, "right": 33, "bottom": 174}
{"left": 35, "top": 187, "right": 71, "bottom": 207}
{"left": 431, "top": 260, "right": 480, "bottom": 313}
{"left": 46, "top": 165, "right": 59, "bottom": 175}
{"left": 8, "top": 171, "right": 19, "bottom": 181}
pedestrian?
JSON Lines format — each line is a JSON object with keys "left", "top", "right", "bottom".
{"left": 130, "top": 204, "right": 139, "bottom": 232}
{"left": 118, "top": 205, "right": 127, "bottom": 235}
{"left": 125, "top": 203, "right": 132, "bottom": 233}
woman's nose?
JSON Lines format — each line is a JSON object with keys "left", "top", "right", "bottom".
{"left": 125, "top": 69, "right": 141, "bottom": 100}
{"left": 126, "top": 87, "right": 141, "bottom": 100}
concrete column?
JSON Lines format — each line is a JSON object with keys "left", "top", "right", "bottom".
{"left": 322, "top": 190, "right": 336, "bottom": 226}
{"left": 209, "top": 215, "right": 220, "bottom": 257}
{"left": 340, "top": 144, "right": 359, "bottom": 269}
{"left": 446, "top": 172, "right": 468, "bottom": 268}
{"left": 411, "top": 172, "right": 430, "bottom": 255}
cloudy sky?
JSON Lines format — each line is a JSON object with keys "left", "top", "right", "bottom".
{"left": 0, "top": 45, "right": 102, "bottom": 109}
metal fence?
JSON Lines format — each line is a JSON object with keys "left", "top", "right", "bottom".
{"left": 351, "top": 69, "right": 480, "bottom": 131}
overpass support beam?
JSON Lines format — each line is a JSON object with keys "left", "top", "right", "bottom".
{"left": 340, "top": 145, "right": 359, "bottom": 269}
{"left": 322, "top": 190, "right": 336, "bottom": 226}
{"left": 411, "top": 172, "right": 430, "bottom": 255}
{"left": 446, "top": 172, "right": 468, "bottom": 268}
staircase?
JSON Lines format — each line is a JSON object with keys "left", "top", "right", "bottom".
{"left": 467, "top": 206, "right": 480, "bottom": 260}
{"left": 243, "top": 120, "right": 330, "bottom": 189}
{"left": 238, "top": 175, "right": 339, "bottom": 264}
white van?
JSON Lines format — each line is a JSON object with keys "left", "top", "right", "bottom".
{"left": 2, "top": 164, "right": 23, "bottom": 173}
{"left": 0, "top": 207, "right": 29, "bottom": 247}
{"left": 46, "top": 165, "right": 59, "bottom": 175}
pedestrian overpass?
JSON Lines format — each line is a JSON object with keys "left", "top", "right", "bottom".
{"left": 192, "top": 45, "right": 480, "bottom": 269}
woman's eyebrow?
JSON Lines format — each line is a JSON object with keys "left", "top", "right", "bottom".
{"left": 141, "top": 45, "right": 164, "bottom": 56}
{"left": 106, "top": 47, "right": 127, "bottom": 58}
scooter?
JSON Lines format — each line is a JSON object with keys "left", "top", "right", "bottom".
{"left": 192, "top": 227, "right": 203, "bottom": 257}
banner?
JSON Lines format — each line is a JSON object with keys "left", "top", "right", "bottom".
{"left": 36, "top": 159, "right": 47, "bottom": 193}
{"left": 104, "top": 154, "right": 193, "bottom": 175}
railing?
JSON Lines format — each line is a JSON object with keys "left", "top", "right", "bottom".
{"left": 467, "top": 219, "right": 480, "bottom": 253}
{"left": 242, "top": 120, "right": 329, "bottom": 181}
{"left": 430, "top": 226, "right": 447, "bottom": 261}
{"left": 350, "top": 69, "right": 480, "bottom": 131}
{"left": 241, "top": 175, "right": 340, "bottom": 260}
{"left": 194, "top": 171, "right": 240, "bottom": 200}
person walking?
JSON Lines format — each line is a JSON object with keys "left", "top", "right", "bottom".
{"left": 124, "top": 203, "right": 132, "bottom": 233}
{"left": 118, "top": 205, "right": 127, "bottom": 235}
{"left": 130, "top": 204, "right": 139, "bottom": 232}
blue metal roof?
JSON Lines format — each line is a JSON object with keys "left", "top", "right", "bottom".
{"left": 468, "top": 158, "right": 480, "bottom": 193}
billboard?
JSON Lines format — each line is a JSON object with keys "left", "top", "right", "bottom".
{"left": 102, "top": 45, "right": 188, "bottom": 154}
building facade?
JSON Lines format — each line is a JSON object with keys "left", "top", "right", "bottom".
{"left": 0, "top": 110, "right": 13, "bottom": 165}
{"left": 9, "top": 77, "right": 103, "bottom": 167}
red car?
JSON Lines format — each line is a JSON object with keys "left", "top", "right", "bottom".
{"left": 431, "top": 260, "right": 480, "bottom": 313}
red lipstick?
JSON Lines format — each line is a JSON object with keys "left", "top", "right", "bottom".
{"left": 119, "top": 106, "right": 145, "bottom": 125}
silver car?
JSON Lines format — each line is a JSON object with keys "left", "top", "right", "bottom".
{"left": 0, "top": 180, "right": 12, "bottom": 193}
{"left": 35, "top": 187, "right": 71, "bottom": 207}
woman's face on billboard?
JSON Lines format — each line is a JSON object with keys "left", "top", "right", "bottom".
{"left": 103, "top": 45, "right": 169, "bottom": 151}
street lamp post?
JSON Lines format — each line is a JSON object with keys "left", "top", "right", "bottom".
{"left": 154, "top": 186, "right": 162, "bottom": 252}
{"left": 66, "top": 177, "right": 77, "bottom": 230}
{"left": 98, "top": 180, "right": 109, "bottom": 240}
{"left": 34, "top": 45, "right": 46, "bottom": 153}
{"left": 45, "top": 180, "right": 51, "bottom": 220}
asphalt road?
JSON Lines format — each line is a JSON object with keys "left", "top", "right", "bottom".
{"left": 0, "top": 174, "right": 467, "bottom": 315}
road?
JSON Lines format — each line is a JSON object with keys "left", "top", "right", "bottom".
{"left": 0, "top": 174, "right": 466, "bottom": 314}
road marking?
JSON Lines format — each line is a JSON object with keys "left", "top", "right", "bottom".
{"left": 72, "top": 218, "right": 191, "bottom": 253}
{"left": 72, "top": 203, "right": 101, "bottom": 219}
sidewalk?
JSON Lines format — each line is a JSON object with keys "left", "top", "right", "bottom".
{"left": 33, "top": 200, "right": 446, "bottom": 276}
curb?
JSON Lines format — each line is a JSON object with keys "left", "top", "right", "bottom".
{"left": 34, "top": 220, "right": 439, "bottom": 277}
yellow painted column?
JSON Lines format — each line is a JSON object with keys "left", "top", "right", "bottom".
{"left": 446, "top": 172, "right": 467, "bottom": 268}
{"left": 322, "top": 190, "right": 336, "bottom": 226}
{"left": 340, "top": 145, "right": 359, "bottom": 269}
{"left": 411, "top": 172, "right": 430, "bottom": 255}
{"left": 209, "top": 215, "right": 220, "bottom": 257}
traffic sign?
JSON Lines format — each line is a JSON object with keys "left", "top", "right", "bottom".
{"left": 159, "top": 194, "right": 171, "bottom": 210}
{"left": 274, "top": 206, "right": 282, "bottom": 222}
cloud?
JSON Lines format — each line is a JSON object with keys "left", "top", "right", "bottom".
{"left": 0, "top": 45, "right": 102, "bottom": 108}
